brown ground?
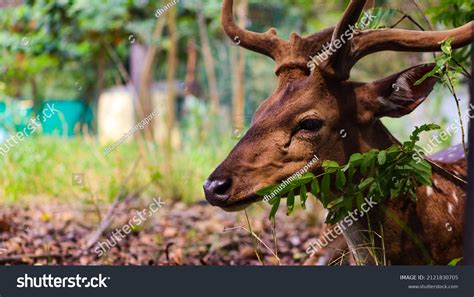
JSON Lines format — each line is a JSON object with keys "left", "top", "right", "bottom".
{"left": 0, "top": 199, "right": 325, "bottom": 265}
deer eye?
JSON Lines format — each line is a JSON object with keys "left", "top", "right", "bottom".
{"left": 298, "top": 119, "right": 323, "bottom": 132}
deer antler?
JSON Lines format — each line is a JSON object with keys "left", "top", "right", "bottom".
{"left": 317, "top": 0, "right": 366, "bottom": 79}
{"left": 221, "top": 0, "right": 284, "bottom": 60}
{"left": 221, "top": 0, "right": 333, "bottom": 77}
{"left": 328, "top": 0, "right": 367, "bottom": 66}
{"left": 222, "top": 0, "right": 473, "bottom": 80}
{"left": 351, "top": 23, "right": 474, "bottom": 63}
{"left": 323, "top": 0, "right": 474, "bottom": 80}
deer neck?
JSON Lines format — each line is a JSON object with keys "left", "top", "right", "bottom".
{"left": 340, "top": 120, "right": 399, "bottom": 264}
{"left": 359, "top": 120, "right": 399, "bottom": 152}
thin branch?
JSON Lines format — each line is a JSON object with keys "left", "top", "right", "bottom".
{"left": 244, "top": 210, "right": 265, "bottom": 265}
{"left": 411, "top": 0, "right": 433, "bottom": 30}
{"left": 83, "top": 158, "right": 141, "bottom": 250}
{"left": 271, "top": 218, "right": 279, "bottom": 262}
{"left": 444, "top": 71, "right": 468, "bottom": 162}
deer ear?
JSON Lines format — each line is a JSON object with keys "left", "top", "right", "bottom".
{"left": 368, "top": 64, "right": 439, "bottom": 118}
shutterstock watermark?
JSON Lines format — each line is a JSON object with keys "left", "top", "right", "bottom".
{"left": 17, "top": 274, "right": 110, "bottom": 288}
{"left": 306, "top": 196, "right": 378, "bottom": 257}
{"left": 104, "top": 107, "right": 159, "bottom": 155}
{"left": 0, "top": 103, "right": 59, "bottom": 158}
{"left": 95, "top": 197, "right": 165, "bottom": 257}
{"left": 263, "top": 155, "right": 320, "bottom": 203}
{"left": 307, "top": 11, "right": 375, "bottom": 71}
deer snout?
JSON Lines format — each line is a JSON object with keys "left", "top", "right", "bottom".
{"left": 203, "top": 177, "right": 232, "bottom": 206}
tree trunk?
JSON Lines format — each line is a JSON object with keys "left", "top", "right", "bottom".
{"left": 130, "top": 43, "right": 147, "bottom": 90}
{"left": 463, "top": 46, "right": 474, "bottom": 265}
{"left": 94, "top": 47, "right": 107, "bottom": 133}
{"left": 197, "top": 2, "right": 220, "bottom": 113}
{"left": 185, "top": 38, "right": 198, "bottom": 97}
{"left": 138, "top": 17, "right": 166, "bottom": 140}
{"left": 164, "top": 5, "right": 178, "bottom": 173}
{"left": 30, "top": 76, "right": 40, "bottom": 115}
{"left": 232, "top": 0, "right": 247, "bottom": 133}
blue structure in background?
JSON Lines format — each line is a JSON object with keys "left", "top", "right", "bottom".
{"left": 0, "top": 99, "right": 93, "bottom": 140}
{"left": 40, "top": 100, "right": 93, "bottom": 137}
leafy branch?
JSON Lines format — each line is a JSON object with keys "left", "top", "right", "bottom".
{"left": 415, "top": 38, "right": 469, "bottom": 160}
{"left": 257, "top": 124, "right": 439, "bottom": 224}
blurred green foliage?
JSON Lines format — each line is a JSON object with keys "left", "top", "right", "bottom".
{"left": 427, "top": 0, "right": 473, "bottom": 63}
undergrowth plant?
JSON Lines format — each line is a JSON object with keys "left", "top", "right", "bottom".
{"left": 257, "top": 124, "right": 439, "bottom": 223}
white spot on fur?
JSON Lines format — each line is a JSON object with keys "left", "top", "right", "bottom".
{"left": 448, "top": 203, "right": 454, "bottom": 216}
{"left": 426, "top": 186, "right": 433, "bottom": 196}
{"left": 433, "top": 179, "right": 439, "bottom": 187}
{"left": 452, "top": 192, "right": 459, "bottom": 204}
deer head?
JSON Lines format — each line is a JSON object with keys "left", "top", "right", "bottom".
{"left": 204, "top": 0, "right": 473, "bottom": 211}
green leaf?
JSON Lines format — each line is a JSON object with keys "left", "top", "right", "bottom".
{"left": 256, "top": 185, "right": 278, "bottom": 196}
{"left": 300, "top": 185, "right": 308, "bottom": 209}
{"left": 323, "top": 160, "right": 339, "bottom": 168}
{"left": 349, "top": 153, "right": 364, "bottom": 166}
{"left": 414, "top": 67, "right": 439, "bottom": 86}
{"left": 347, "top": 165, "right": 355, "bottom": 182}
{"left": 269, "top": 197, "right": 281, "bottom": 220}
{"left": 441, "top": 38, "right": 453, "bottom": 55}
{"left": 358, "top": 177, "right": 374, "bottom": 190}
{"left": 288, "top": 172, "right": 315, "bottom": 187}
{"left": 343, "top": 195, "right": 354, "bottom": 212}
{"left": 408, "top": 160, "right": 431, "bottom": 174}
{"left": 361, "top": 152, "right": 376, "bottom": 175}
{"left": 377, "top": 150, "right": 386, "bottom": 165}
{"left": 286, "top": 190, "right": 295, "bottom": 215}
{"left": 356, "top": 192, "right": 364, "bottom": 211}
{"left": 447, "top": 257, "right": 462, "bottom": 266}
{"left": 323, "top": 160, "right": 339, "bottom": 173}
{"left": 321, "top": 174, "right": 330, "bottom": 207}
{"left": 268, "top": 195, "right": 280, "bottom": 205}
{"left": 311, "top": 178, "right": 320, "bottom": 197}
{"left": 327, "top": 196, "right": 344, "bottom": 209}
{"left": 415, "top": 172, "right": 432, "bottom": 186}
{"left": 436, "top": 56, "right": 450, "bottom": 67}
{"left": 410, "top": 124, "right": 440, "bottom": 144}
{"left": 335, "top": 169, "right": 346, "bottom": 190}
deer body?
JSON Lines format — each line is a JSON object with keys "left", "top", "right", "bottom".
{"left": 204, "top": 0, "right": 473, "bottom": 265}
{"left": 339, "top": 125, "right": 466, "bottom": 265}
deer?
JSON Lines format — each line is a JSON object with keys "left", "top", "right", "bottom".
{"left": 204, "top": 0, "right": 473, "bottom": 265}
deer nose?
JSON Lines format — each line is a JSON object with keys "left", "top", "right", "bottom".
{"left": 203, "top": 178, "right": 232, "bottom": 206}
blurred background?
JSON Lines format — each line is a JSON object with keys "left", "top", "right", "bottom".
{"left": 0, "top": 0, "right": 471, "bottom": 265}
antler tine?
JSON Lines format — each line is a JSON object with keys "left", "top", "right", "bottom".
{"left": 331, "top": 0, "right": 367, "bottom": 44}
{"left": 321, "top": 0, "right": 367, "bottom": 79}
{"left": 221, "top": 0, "right": 284, "bottom": 61}
{"left": 351, "top": 22, "right": 474, "bottom": 62}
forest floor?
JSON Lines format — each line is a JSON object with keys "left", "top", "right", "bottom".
{"left": 0, "top": 199, "right": 326, "bottom": 266}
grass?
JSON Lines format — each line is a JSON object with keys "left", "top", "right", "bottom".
{"left": 0, "top": 126, "right": 236, "bottom": 205}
